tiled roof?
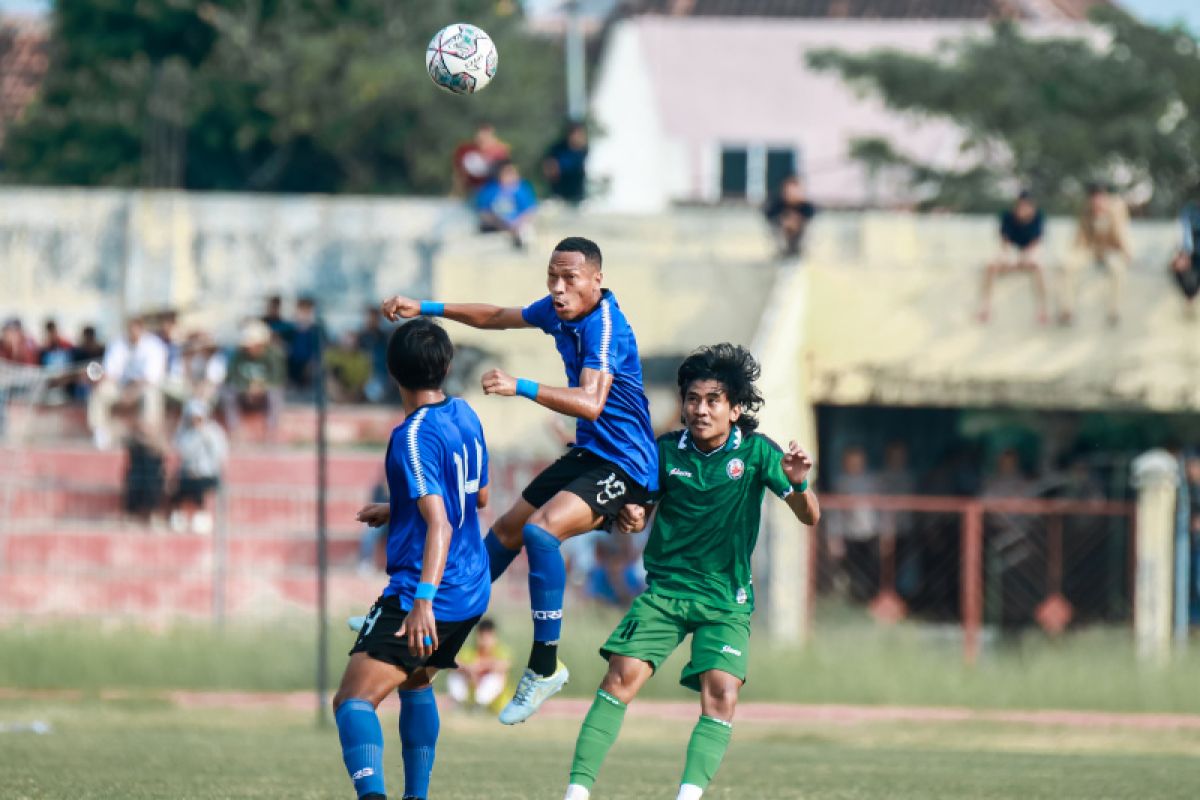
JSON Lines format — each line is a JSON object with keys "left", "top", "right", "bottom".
{"left": 0, "top": 16, "right": 49, "bottom": 147}
{"left": 619, "top": 0, "right": 1114, "bottom": 20}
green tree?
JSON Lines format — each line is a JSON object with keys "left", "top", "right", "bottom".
{"left": 807, "top": 8, "right": 1200, "bottom": 214}
{"left": 2, "top": 0, "right": 565, "bottom": 194}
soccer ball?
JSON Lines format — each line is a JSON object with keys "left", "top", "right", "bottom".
{"left": 426, "top": 23, "right": 498, "bottom": 95}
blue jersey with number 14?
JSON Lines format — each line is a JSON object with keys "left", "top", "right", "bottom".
{"left": 522, "top": 289, "right": 658, "bottom": 491}
{"left": 382, "top": 397, "right": 490, "bottom": 622}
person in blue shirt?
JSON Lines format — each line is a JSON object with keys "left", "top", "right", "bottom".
{"left": 475, "top": 161, "right": 538, "bottom": 250}
{"left": 978, "top": 190, "right": 1049, "bottom": 325}
{"left": 1171, "top": 192, "right": 1200, "bottom": 312}
{"left": 333, "top": 318, "right": 490, "bottom": 800}
{"left": 381, "top": 236, "right": 658, "bottom": 725}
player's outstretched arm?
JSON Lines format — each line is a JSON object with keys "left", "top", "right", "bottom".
{"left": 381, "top": 295, "right": 529, "bottom": 330}
{"left": 780, "top": 440, "right": 821, "bottom": 526}
{"left": 480, "top": 366, "right": 612, "bottom": 422}
{"left": 398, "top": 495, "right": 454, "bottom": 660}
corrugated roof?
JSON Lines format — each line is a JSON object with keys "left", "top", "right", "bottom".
{"left": 620, "top": 0, "right": 1114, "bottom": 20}
{"left": 0, "top": 17, "right": 49, "bottom": 148}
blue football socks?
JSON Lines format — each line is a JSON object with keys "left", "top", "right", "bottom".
{"left": 523, "top": 522, "right": 566, "bottom": 675}
{"left": 399, "top": 686, "right": 440, "bottom": 800}
{"left": 484, "top": 528, "right": 521, "bottom": 582}
{"left": 335, "top": 698, "right": 386, "bottom": 799}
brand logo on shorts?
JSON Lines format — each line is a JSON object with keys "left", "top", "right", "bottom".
{"left": 352, "top": 768, "right": 375, "bottom": 780}
{"left": 726, "top": 458, "right": 745, "bottom": 480}
{"left": 668, "top": 467, "right": 693, "bottom": 479}
{"left": 596, "top": 473, "right": 627, "bottom": 505}
{"left": 532, "top": 609, "right": 563, "bottom": 621}
{"left": 360, "top": 605, "right": 382, "bottom": 639}
{"left": 720, "top": 645, "right": 742, "bottom": 657}
{"left": 735, "top": 587, "right": 748, "bottom": 605}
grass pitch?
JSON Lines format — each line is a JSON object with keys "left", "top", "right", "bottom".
{"left": 1, "top": 696, "right": 1199, "bottom": 799}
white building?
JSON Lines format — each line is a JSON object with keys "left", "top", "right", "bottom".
{"left": 587, "top": 1, "right": 1112, "bottom": 211}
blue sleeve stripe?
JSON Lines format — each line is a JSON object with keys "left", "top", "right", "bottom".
{"left": 406, "top": 407, "right": 430, "bottom": 496}
{"left": 598, "top": 299, "right": 613, "bottom": 373}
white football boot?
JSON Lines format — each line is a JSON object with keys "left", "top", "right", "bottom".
{"left": 497, "top": 661, "right": 569, "bottom": 725}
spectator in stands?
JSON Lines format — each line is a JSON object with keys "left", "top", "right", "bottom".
{"left": 0, "top": 318, "right": 38, "bottom": 364}
{"left": 222, "top": 319, "right": 285, "bottom": 439}
{"left": 169, "top": 400, "right": 228, "bottom": 534}
{"left": 154, "top": 310, "right": 183, "bottom": 379}
{"left": 262, "top": 294, "right": 295, "bottom": 345}
{"left": 982, "top": 448, "right": 1033, "bottom": 498}
{"left": 542, "top": 121, "right": 589, "bottom": 205}
{"left": 977, "top": 191, "right": 1049, "bottom": 324}
{"left": 1060, "top": 184, "right": 1132, "bottom": 326}
{"left": 89, "top": 316, "right": 168, "bottom": 450}
{"left": 445, "top": 619, "right": 512, "bottom": 714}
{"left": 453, "top": 122, "right": 511, "bottom": 197}
{"left": 764, "top": 175, "right": 817, "bottom": 258}
{"left": 70, "top": 325, "right": 106, "bottom": 402}
{"left": 38, "top": 319, "right": 73, "bottom": 368}
{"left": 355, "top": 305, "right": 394, "bottom": 403}
{"left": 475, "top": 161, "right": 538, "bottom": 249}
{"left": 879, "top": 440, "right": 919, "bottom": 597}
{"left": 286, "top": 297, "right": 325, "bottom": 391}
{"left": 587, "top": 532, "right": 646, "bottom": 608}
{"left": 124, "top": 417, "right": 166, "bottom": 526}
{"left": 1171, "top": 190, "right": 1200, "bottom": 316}
{"left": 325, "top": 331, "right": 371, "bottom": 402}
{"left": 826, "top": 445, "right": 881, "bottom": 601}
{"left": 164, "top": 331, "right": 227, "bottom": 411}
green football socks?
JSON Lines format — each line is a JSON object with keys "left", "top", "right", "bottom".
{"left": 568, "top": 690, "right": 628, "bottom": 789}
{"left": 680, "top": 715, "right": 733, "bottom": 789}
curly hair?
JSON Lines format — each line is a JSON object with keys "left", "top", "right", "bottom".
{"left": 676, "top": 343, "right": 764, "bottom": 434}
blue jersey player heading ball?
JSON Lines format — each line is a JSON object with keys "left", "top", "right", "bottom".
{"left": 381, "top": 236, "right": 659, "bottom": 725}
{"left": 334, "top": 318, "right": 490, "bottom": 800}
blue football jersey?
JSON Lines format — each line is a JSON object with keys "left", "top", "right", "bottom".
{"left": 382, "top": 397, "right": 490, "bottom": 622}
{"left": 522, "top": 289, "right": 659, "bottom": 490}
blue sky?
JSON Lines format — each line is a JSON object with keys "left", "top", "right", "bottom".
{"left": 0, "top": 0, "right": 1197, "bottom": 31}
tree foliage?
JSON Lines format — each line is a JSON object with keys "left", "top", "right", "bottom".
{"left": 808, "top": 8, "right": 1200, "bottom": 214}
{"left": 2, "top": 0, "right": 565, "bottom": 194}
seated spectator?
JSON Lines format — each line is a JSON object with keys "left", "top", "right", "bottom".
{"left": 124, "top": 418, "right": 166, "bottom": 526}
{"left": 475, "top": 161, "right": 537, "bottom": 250}
{"left": 356, "top": 306, "right": 394, "bottom": 403}
{"left": 764, "top": 175, "right": 817, "bottom": 258}
{"left": 262, "top": 294, "right": 295, "bottom": 346}
{"left": 325, "top": 331, "right": 371, "bottom": 402}
{"left": 69, "top": 325, "right": 106, "bottom": 402}
{"left": 978, "top": 191, "right": 1049, "bottom": 324}
{"left": 1171, "top": 192, "right": 1200, "bottom": 316}
{"left": 445, "top": 619, "right": 512, "bottom": 714}
{"left": 169, "top": 400, "right": 228, "bottom": 534}
{"left": 0, "top": 318, "right": 38, "bottom": 365}
{"left": 222, "top": 320, "right": 286, "bottom": 438}
{"left": 164, "top": 331, "right": 227, "bottom": 410}
{"left": 38, "top": 319, "right": 73, "bottom": 368}
{"left": 982, "top": 447, "right": 1033, "bottom": 498}
{"left": 88, "top": 316, "right": 168, "bottom": 450}
{"left": 542, "top": 121, "right": 589, "bottom": 205}
{"left": 1060, "top": 183, "right": 1132, "bottom": 326}
{"left": 453, "top": 122, "right": 511, "bottom": 197}
{"left": 286, "top": 297, "right": 325, "bottom": 391}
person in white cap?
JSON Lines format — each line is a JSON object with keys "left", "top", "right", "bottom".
{"left": 220, "top": 319, "right": 285, "bottom": 439}
{"left": 169, "top": 399, "right": 228, "bottom": 533}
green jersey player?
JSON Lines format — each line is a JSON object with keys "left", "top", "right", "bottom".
{"left": 562, "top": 343, "right": 820, "bottom": 800}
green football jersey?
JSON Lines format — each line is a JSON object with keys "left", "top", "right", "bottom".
{"left": 642, "top": 427, "right": 793, "bottom": 613}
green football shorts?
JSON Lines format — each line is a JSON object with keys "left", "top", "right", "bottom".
{"left": 599, "top": 589, "right": 751, "bottom": 692}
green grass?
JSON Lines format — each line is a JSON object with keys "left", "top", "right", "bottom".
{"left": 2, "top": 603, "right": 1198, "bottom": 713}
{"left": 1, "top": 697, "right": 1199, "bottom": 799}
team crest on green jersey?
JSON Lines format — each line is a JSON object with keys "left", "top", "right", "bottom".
{"left": 726, "top": 458, "right": 745, "bottom": 480}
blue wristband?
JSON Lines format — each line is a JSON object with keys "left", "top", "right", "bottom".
{"left": 414, "top": 582, "right": 437, "bottom": 601}
{"left": 792, "top": 479, "right": 809, "bottom": 494}
{"left": 515, "top": 378, "right": 539, "bottom": 400}
{"left": 419, "top": 301, "right": 444, "bottom": 317}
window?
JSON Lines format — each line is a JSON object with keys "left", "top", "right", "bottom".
{"left": 719, "top": 145, "right": 798, "bottom": 203}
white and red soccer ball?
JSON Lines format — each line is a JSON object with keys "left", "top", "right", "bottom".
{"left": 426, "top": 23, "right": 498, "bottom": 95}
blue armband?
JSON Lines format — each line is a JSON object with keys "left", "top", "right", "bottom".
{"left": 414, "top": 582, "right": 438, "bottom": 601}
{"left": 515, "top": 378, "right": 539, "bottom": 400}
{"left": 419, "top": 301, "right": 444, "bottom": 317}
